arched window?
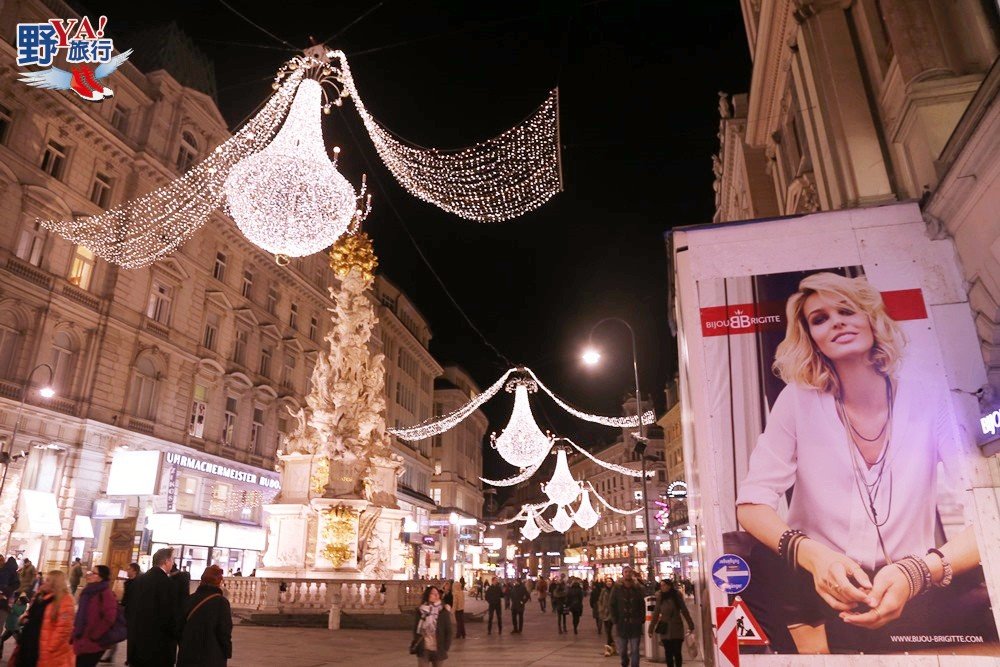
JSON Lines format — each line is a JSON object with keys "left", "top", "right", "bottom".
{"left": 50, "top": 331, "right": 76, "bottom": 394}
{"left": 0, "top": 312, "right": 22, "bottom": 379}
{"left": 176, "top": 131, "right": 198, "bottom": 173}
{"left": 129, "top": 356, "right": 159, "bottom": 420}
{"left": 15, "top": 219, "right": 46, "bottom": 267}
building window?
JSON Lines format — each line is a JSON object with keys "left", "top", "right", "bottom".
{"left": 233, "top": 328, "right": 248, "bottom": 366}
{"left": 434, "top": 460, "right": 442, "bottom": 475}
{"left": 289, "top": 303, "right": 299, "bottom": 330}
{"left": 309, "top": 316, "right": 318, "bottom": 341}
{"left": 0, "top": 103, "right": 12, "bottom": 144}
{"left": 129, "top": 357, "right": 158, "bottom": 420}
{"left": 250, "top": 407, "right": 265, "bottom": 455}
{"left": 241, "top": 269, "right": 254, "bottom": 299}
{"left": 40, "top": 139, "right": 67, "bottom": 179}
{"left": 259, "top": 346, "right": 272, "bottom": 377}
{"left": 67, "top": 245, "right": 95, "bottom": 290}
{"left": 202, "top": 312, "right": 219, "bottom": 351}
{"left": 175, "top": 476, "right": 198, "bottom": 513}
{"left": 24, "top": 446, "right": 62, "bottom": 493}
{"left": 208, "top": 482, "right": 230, "bottom": 517}
{"left": 50, "top": 331, "right": 75, "bottom": 394}
{"left": 213, "top": 252, "right": 227, "bottom": 282}
{"left": 176, "top": 130, "right": 198, "bottom": 173}
{"left": 189, "top": 384, "right": 208, "bottom": 438}
{"left": 281, "top": 354, "right": 296, "bottom": 390}
{"left": 266, "top": 287, "right": 278, "bottom": 315}
{"left": 89, "top": 172, "right": 113, "bottom": 208}
{"left": 110, "top": 104, "right": 130, "bottom": 135}
{"left": 634, "top": 514, "right": 644, "bottom": 530}
{"left": 0, "top": 314, "right": 21, "bottom": 380}
{"left": 432, "top": 488, "right": 441, "bottom": 505}
{"left": 145, "top": 280, "right": 172, "bottom": 325}
{"left": 223, "top": 396, "right": 238, "bottom": 446}
{"left": 16, "top": 220, "right": 46, "bottom": 267}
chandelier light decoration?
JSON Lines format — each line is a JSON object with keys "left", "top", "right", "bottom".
{"left": 520, "top": 507, "right": 542, "bottom": 541}
{"left": 558, "top": 437, "right": 655, "bottom": 478}
{"left": 550, "top": 504, "right": 574, "bottom": 533}
{"left": 572, "top": 488, "right": 600, "bottom": 530}
{"left": 223, "top": 76, "right": 370, "bottom": 263}
{"left": 491, "top": 379, "right": 553, "bottom": 469}
{"left": 541, "top": 448, "right": 582, "bottom": 507}
{"left": 327, "top": 49, "right": 562, "bottom": 223}
{"left": 524, "top": 368, "right": 655, "bottom": 428}
{"left": 41, "top": 47, "right": 560, "bottom": 268}
{"left": 480, "top": 459, "right": 543, "bottom": 487}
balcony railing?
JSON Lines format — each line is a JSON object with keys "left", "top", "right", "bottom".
{"left": 5, "top": 257, "right": 52, "bottom": 289}
{"left": 143, "top": 317, "right": 170, "bottom": 340}
{"left": 126, "top": 416, "right": 155, "bottom": 435}
{"left": 61, "top": 284, "right": 101, "bottom": 311}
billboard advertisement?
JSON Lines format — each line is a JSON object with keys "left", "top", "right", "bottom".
{"left": 672, "top": 204, "right": 1000, "bottom": 658}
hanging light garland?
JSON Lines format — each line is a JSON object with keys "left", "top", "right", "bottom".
{"left": 490, "top": 378, "right": 553, "bottom": 469}
{"left": 524, "top": 368, "right": 654, "bottom": 428}
{"left": 327, "top": 49, "right": 562, "bottom": 223}
{"left": 480, "top": 459, "right": 543, "bottom": 487}
{"left": 541, "top": 448, "right": 582, "bottom": 507}
{"left": 572, "top": 488, "right": 600, "bottom": 530}
{"left": 588, "top": 482, "right": 644, "bottom": 515}
{"left": 557, "top": 437, "right": 655, "bottom": 478}
{"left": 223, "top": 74, "right": 370, "bottom": 263}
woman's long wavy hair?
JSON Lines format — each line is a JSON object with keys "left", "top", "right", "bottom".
{"left": 772, "top": 272, "right": 904, "bottom": 396}
{"left": 45, "top": 570, "right": 69, "bottom": 621}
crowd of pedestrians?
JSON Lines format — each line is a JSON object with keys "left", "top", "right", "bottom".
{"left": 0, "top": 547, "right": 233, "bottom": 667}
{"left": 409, "top": 567, "right": 697, "bottom": 667}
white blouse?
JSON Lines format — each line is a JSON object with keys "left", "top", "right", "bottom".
{"left": 736, "top": 373, "right": 951, "bottom": 570}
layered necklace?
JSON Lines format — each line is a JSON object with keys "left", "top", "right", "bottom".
{"left": 835, "top": 375, "right": 895, "bottom": 565}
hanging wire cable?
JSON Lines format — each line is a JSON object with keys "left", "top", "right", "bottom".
{"left": 196, "top": 37, "right": 299, "bottom": 52}
{"left": 321, "top": 2, "right": 385, "bottom": 45}
{"left": 216, "top": 0, "right": 300, "bottom": 50}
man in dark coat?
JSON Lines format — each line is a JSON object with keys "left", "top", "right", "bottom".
{"left": 126, "top": 547, "right": 181, "bottom": 667}
{"left": 484, "top": 577, "right": 504, "bottom": 635}
{"left": 590, "top": 580, "right": 605, "bottom": 633}
{"left": 509, "top": 579, "right": 530, "bottom": 634}
{"left": 176, "top": 565, "right": 232, "bottom": 667}
{"left": 610, "top": 566, "right": 647, "bottom": 667}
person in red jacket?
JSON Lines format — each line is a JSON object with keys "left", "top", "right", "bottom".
{"left": 73, "top": 565, "right": 119, "bottom": 667}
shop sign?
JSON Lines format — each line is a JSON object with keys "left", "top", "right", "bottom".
{"left": 107, "top": 450, "right": 162, "bottom": 496}
{"left": 164, "top": 452, "right": 280, "bottom": 489}
{"left": 216, "top": 523, "right": 265, "bottom": 551}
{"left": 92, "top": 498, "right": 126, "bottom": 519}
{"left": 977, "top": 402, "right": 1000, "bottom": 448}
{"left": 422, "top": 535, "right": 436, "bottom": 545}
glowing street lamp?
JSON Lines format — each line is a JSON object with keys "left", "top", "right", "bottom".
{"left": 581, "top": 348, "right": 601, "bottom": 366}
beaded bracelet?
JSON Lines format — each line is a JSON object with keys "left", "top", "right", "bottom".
{"left": 788, "top": 533, "right": 807, "bottom": 572}
{"left": 777, "top": 529, "right": 805, "bottom": 563}
{"left": 894, "top": 555, "right": 932, "bottom": 599}
{"left": 926, "top": 548, "right": 953, "bottom": 588}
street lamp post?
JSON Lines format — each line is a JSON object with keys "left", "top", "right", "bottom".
{"left": 582, "top": 317, "right": 656, "bottom": 586}
{"left": 0, "top": 363, "right": 56, "bottom": 553}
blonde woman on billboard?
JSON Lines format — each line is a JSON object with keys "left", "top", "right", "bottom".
{"left": 736, "top": 272, "right": 984, "bottom": 654}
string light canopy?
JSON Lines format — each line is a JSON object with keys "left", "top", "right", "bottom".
{"left": 541, "top": 448, "right": 582, "bottom": 507}
{"left": 223, "top": 75, "right": 370, "bottom": 264}
{"left": 490, "top": 378, "right": 553, "bottom": 469}
{"left": 41, "top": 46, "right": 560, "bottom": 268}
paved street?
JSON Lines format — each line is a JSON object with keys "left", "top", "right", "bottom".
{"left": 105, "top": 597, "right": 705, "bottom": 666}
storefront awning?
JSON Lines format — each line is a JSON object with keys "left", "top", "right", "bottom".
{"left": 72, "top": 516, "right": 94, "bottom": 539}
{"left": 14, "top": 490, "right": 62, "bottom": 537}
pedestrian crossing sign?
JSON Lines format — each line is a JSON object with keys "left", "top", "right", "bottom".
{"left": 731, "top": 596, "right": 768, "bottom": 647}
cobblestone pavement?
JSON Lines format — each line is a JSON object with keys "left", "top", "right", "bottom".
{"left": 106, "top": 596, "right": 706, "bottom": 666}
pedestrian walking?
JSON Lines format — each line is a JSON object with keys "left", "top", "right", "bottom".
{"left": 0, "top": 557, "right": 18, "bottom": 601}
{"left": 509, "top": 579, "right": 529, "bottom": 634}
{"left": 441, "top": 580, "right": 453, "bottom": 610}
{"left": 100, "top": 562, "right": 140, "bottom": 664}
{"left": 412, "top": 586, "right": 452, "bottom": 667}
{"left": 567, "top": 578, "right": 584, "bottom": 634}
{"left": 126, "top": 547, "right": 181, "bottom": 667}
{"left": 551, "top": 576, "right": 568, "bottom": 633}
{"left": 484, "top": 578, "right": 503, "bottom": 635}
{"left": 69, "top": 559, "right": 84, "bottom": 596}
{"left": 502, "top": 580, "right": 511, "bottom": 610}
{"left": 452, "top": 578, "right": 466, "bottom": 639}
{"left": 72, "top": 565, "right": 119, "bottom": 667}
{"left": 176, "top": 565, "right": 232, "bottom": 667}
{"left": 17, "top": 570, "right": 75, "bottom": 667}
{"left": 649, "top": 580, "right": 695, "bottom": 667}
{"left": 535, "top": 576, "right": 548, "bottom": 612}
{"left": 590, "top": 579, "right": 604, "bottom": 633}
{"left": 1, "top": 594, "right": 27, "bottom": 658}
{"left": 610, "top": 566, "right": 645, "bottom": 667}
{"left": 598, "top": 576, "right": 617, "bottom": 656}
{"left": 16, "top": 560, "right": 36, "bottom": 597}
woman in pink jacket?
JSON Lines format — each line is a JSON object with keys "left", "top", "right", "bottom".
{"left": 72, "top": 565, "right": 118, "bottom": 667}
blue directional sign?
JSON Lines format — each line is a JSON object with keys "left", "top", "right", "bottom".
{"left": 712, "top": 554, "right": 751, "bottom": 595}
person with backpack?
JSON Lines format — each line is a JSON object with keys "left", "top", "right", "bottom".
{"left": 176, "top": 566, "right": 232, "bottom": 667}
{"left": 72, "top": 565, "right": 120, "bottom": 667}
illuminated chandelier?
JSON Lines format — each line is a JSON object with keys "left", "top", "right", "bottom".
{"left": 491, "top": 378, "right": 553, "bottom": 469}
{"left": 541, "top": 448, "right": 581, "bottom": 507}
{"left": 573, "top": 488, "right": 600, "bottom": 530}
{"left": 520, "top": 508, "right": 541, "bottom": 540}
{"left": 223, "top": 76, "right": 370, "bottom": 264}
{"left": 41, "top": 47, "right": 561, "bottom": 268}
{"left": 551, "top": 505, "right": 574, "bottom": 533}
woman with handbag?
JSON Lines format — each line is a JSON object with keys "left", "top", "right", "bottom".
{"left": 176, "top": 565, "right": 232, "bottom": 667}
{"left": 72, "top": 566, "right": 119, "bottom": 667}
{"left": 648, "top": 580, "right": 694, "bottom": 667}
{"left": 411, "top": 586, "right": 452, "bottom": 667}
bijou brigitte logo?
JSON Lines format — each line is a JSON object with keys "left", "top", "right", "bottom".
{"left": 704, "top": 308, "right": 783, "bottom": 331}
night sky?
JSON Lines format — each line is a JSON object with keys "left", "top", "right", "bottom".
{"left": 77, "top": 0, "right": 751, "bottom": 479}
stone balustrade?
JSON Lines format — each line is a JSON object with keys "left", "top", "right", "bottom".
{"left": 226, "top": 577, "right": 446, "bottom": 618}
